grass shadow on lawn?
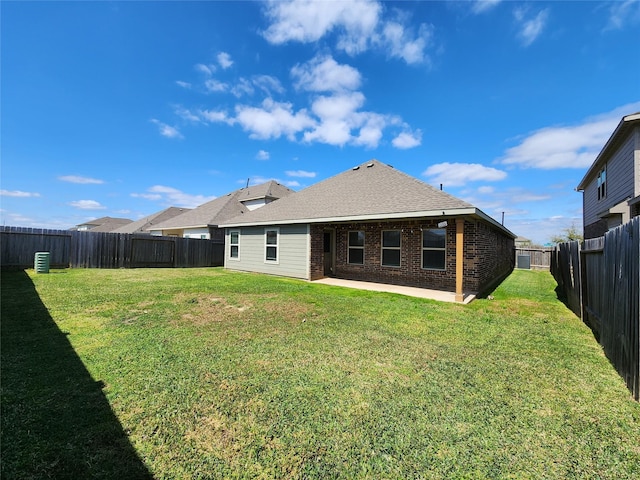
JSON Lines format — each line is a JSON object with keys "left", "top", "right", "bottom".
{"left": 1, "top": 270, "right": 153, "bottom": 479}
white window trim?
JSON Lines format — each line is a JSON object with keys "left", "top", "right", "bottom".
{"left": 347, "top": 230, "right": 365, "bottom": 265}
{"left": 422, "top": 228, "right": 446, "bottom": 271}
{"left": 229, "top": 230, "right": 240, "bottom": 261}
{"left": 381, "top": 230, "right": 401, "bottom": 268}
{"left": 264, "top": 227, "right": 279, "bottom": 264}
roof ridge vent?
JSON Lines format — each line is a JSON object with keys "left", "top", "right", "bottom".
{"left": 352, "top": 166, "right": 360, "bottom": 170}
{"left": 367, "top": 163, "right": 374, "bottom": 168}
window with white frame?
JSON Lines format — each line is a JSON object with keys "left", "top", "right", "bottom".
{"left": 381, "top": 230, "right": 401, "bottom": 267}
{"left": 422, "top": 228, "right": 446, "bottom": 270}
{"left": 265, "top": 228, "right": 279, "bottom": 263}
{"left": 229, "top": 230, "right": 240, "bottom": 259}
{"left": 348, "top": 231, "right": 365, "bottom": 265}
{"left": 597, "top": 166, "right": 607, "bottom": 200}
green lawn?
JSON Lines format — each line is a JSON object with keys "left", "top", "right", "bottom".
{"left": 2, "top": 268, "right": 639, "bottom": 479}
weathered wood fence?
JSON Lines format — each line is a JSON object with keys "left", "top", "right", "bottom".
{"left": 551, "top": 217, "right": 639, "bottom": 400}
{"left": 515, "top": 248, "right": 551, "bottom": 270}
{"left": 0, "top": 226, "right": 224, "bottom": 269}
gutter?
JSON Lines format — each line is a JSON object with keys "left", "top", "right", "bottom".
{"left": 220, "top": 207, "right": 516, "bottom": 238}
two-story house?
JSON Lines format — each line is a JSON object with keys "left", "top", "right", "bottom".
{"left": 577, "top": 112, "right": 640, "bottom": 239}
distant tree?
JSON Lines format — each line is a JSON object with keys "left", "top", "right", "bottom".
{"left": 550, "top": 224, "right": 583, "bottom": 244}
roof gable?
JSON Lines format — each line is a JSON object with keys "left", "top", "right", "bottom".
{"left": 148, "top": 180, "right": 294, "bottom": 230}
{"left": 74, "top": 216, "right": 133, "bottom": 232}
{"left": 111, "top": 207, "right": 191, "bottom": 233}
{"left": 221, "top": 160, "right": 474, "bottom": 226}
{"left": 576, "top": 112, "right": 640, "bottom": 191}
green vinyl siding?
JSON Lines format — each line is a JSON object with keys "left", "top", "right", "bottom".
{"left": 225, "top": 224, "right": 309, "bottom": 279}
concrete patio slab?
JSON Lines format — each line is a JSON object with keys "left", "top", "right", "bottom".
{"left": 311, "top": 278, "right": 476, "bottom": 304}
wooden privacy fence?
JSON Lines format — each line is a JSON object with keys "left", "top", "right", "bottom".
{"left": 551, "top": 217, "right": 639, "bottom": 400}
{"left": 515, "top": 248, "right": 551, "bottom": 270}
{"left": 0, "top": 226, "right": 224, "bottom": 269}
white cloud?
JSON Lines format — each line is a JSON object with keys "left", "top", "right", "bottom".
{"left": 131, "top": 193, "right": 162, "bottom": 201}
{"left": 514, "top": 7, "right": 549, "bottom": 47}
{"left": 231, "top": 78, "right": 255, "bottom": 97}
{"left": 176, "top": 80, "right": 191, "bottom": 89}
{"left": 353, "top": 113, "right": 387, "bottom": 148}
{"left": 605, "top": 0, "right": 640, "bottom": 30}
{"left": 252, "top": 75, "right": 285, "bottom": 95}
{"left": 69, "top": 200, "right": 106, "bottom": 210}
{"left": 204, "top": 79, "right": 228, "bottom": 93}
{"left": 195, "top": 63, "right": 215, "bottom": 76}
{"left": 262, "top": 0, "right": 432, "bottom": 64}
{"left": 471, "top": 0, "right": 502, "bottom": 14}
{"left": 500, "top": 102, "right": 640, "bottom": 169}
{"left": 198, "top": 109, "right": 231, "bottom": 124}
{"left": 377, "top": 20, "right": 433, "bottom": 65}
{"left": 256, "top": 150, "right": 270, "bottom": 161}
{"left": 173, "top": 54, "right": 417, "bottom": 149}
{"left": 150, "top": 119, "right": 183, "bottom": 139}
{"left": 303, "top": 92, "right": 365, "bottom": 146}
{"left": 235, "top": 98, "right": 316, "bottom": 140}
{"left": 285, "top": 170, "right": 316, "bottom": 178}
{"left": 174, "top": 105, "right": 201, "bottom": 123}
{"left": 1, "top": 189, "right": 41, "bottom": 197}
{"left": 477, "top": 186, "right": 495, "bottom": 194}
{"left": 392, "top": 130, "right": 422, "bottom": 149}
{"left": 423, "top": 162, "right": 507, "bottom": 187}
{"left": 217, "top": 52, "right": 233, "bottom": 69}
{"left": 134, "top": 185, "right": 215, "bottom": 208}
{"left": 58, "top": 175, "right": 105, "bottom": 184}
{"left": 291, "top": 55, "right": 362, "bottom": 92}
{"left": 230, "top": 75, "right": 284, "bottom": 98}
{"left": 262, "top": 0, "right": 380, "bottom": 46}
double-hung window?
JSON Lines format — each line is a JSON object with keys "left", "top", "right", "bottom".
{"left": 265, "top": 228, "right": 279, "bottom": 263}
{"left": 422, "top": 228, "right": 446, "bottom": 270}
{"left": 381, "top": 230, "right": 401, "bottom": 267}
{"left": 348, "top": 231, "right": 365, "bottom": 265}
{"left": 229, "top": 230, "right": 240, "bottom": 259}
{"left": 597, "top": 166, "right": 607, "bottom": 200}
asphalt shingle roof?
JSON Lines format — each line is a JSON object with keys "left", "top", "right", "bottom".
{"left": 73, "top": 216, "right": 133, "bottom": 232}
{"left": 149, "top": 180, "right": 294, "bottom": 230}
{"left": 111, "top": 207, "right": 191, "bottom": 234}
{"left": 221, "top": 159, "right": 474, "bottom": 226}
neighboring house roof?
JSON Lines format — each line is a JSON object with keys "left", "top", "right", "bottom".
{"left": 220, "top": 159, "right": 514, "bottom": 237}
{"left": 576, "top": 112, "right": 640, "bottom": 191}
{"left": 72, "top": 216, "right": 133, "bottom": 232}
{"left": 111, "top": 207, "right": 191, "bottom": 234}
{"left": 149, "top": 180, "right": 294, "bottom": 231}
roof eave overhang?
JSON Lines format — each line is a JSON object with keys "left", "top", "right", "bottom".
{"left": 146, "top": 224, "right": 211, "bottom": 231}
{"left": 576, "top": 113, "right": 640, "bottom": 191}
{"left": 221, "top": 207, "right": 516, "bottom": 238}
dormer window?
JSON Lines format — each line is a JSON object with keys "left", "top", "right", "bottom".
{"left": 597, "top": 166, "right": 606, "bottom": 200}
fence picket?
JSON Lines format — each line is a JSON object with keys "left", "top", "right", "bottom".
{"left": 0, "top": 226, "right": 223, "bottom": 270}
{"left": 551, "top": 217, "right": 640, "bottom": 400}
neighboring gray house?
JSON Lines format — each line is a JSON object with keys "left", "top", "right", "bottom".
{"left": 577, "top": 112, "right": 640, "bottom": 239}
{"left": 111, "top": 207, "right": 191, "bottom": 234}
{"left": 148, "top": 181, "right": 294, "bottom": 242}
{"left": 71, "top": 216, "right": 132, "bottom": 232}
{"left": 220, "top": 160, "right": 515, "bottom": 302}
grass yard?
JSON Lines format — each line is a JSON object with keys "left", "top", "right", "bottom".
{"left": 2, "top": 268, "right": 639, "bottom": 479}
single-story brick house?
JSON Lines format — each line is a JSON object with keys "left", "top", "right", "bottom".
{"left": 220, "top": 160, "right": 515, "bottom": 302}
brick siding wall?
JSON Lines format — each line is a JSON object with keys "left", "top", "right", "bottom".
{"left": 310, "top": 218, "right": 514, "bottom": 293}
{"left": 584, "top": 219, "right": 608, "bottom": 240}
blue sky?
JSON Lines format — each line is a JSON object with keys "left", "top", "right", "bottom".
{"left": 2, "top": 0, "right": 639, "bottom": 244}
